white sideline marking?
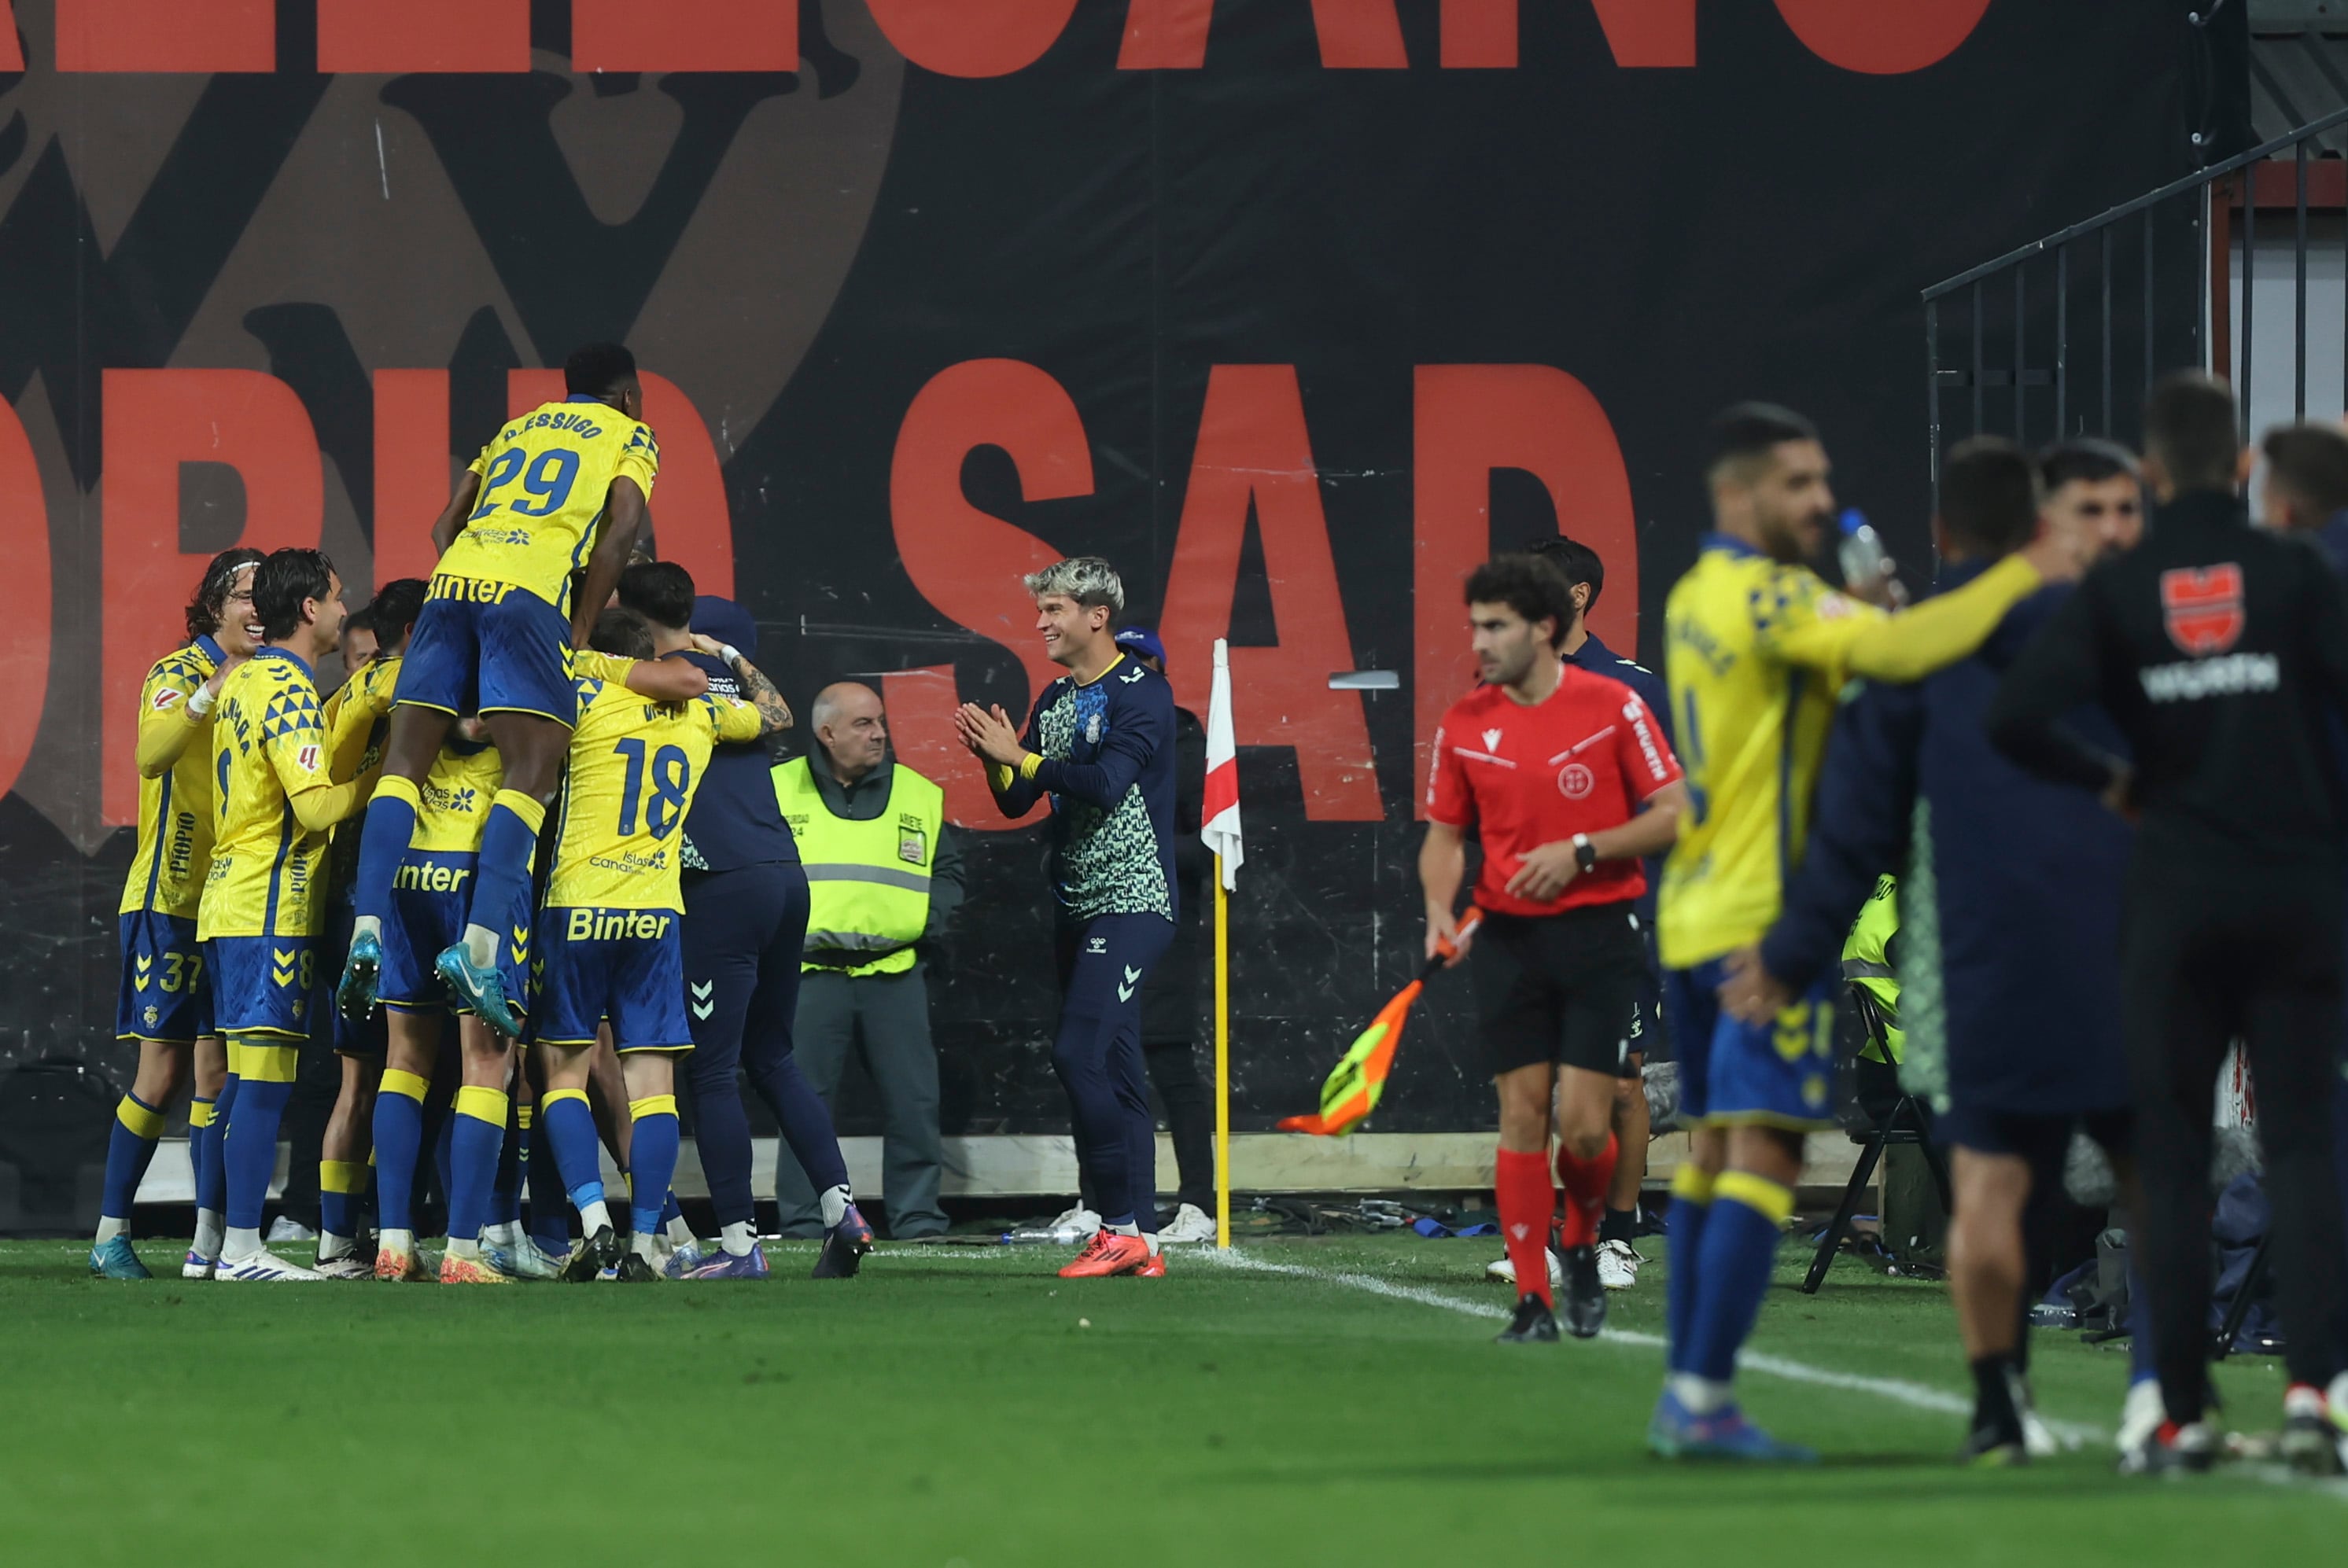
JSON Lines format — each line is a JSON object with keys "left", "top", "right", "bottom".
{"left": 1200, "top": 1246, "right": 2107, "bottom": 1448}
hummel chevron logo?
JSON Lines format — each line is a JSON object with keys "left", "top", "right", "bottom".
{"left": 691, "top": 980, "right": 715, "bottom": 1021}
{"left": 1118, "top": 964, "right": 1143, "bottom": 1002}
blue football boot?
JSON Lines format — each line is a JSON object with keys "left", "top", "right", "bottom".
{"left": 813, "top": 1202, "right": 875, "bottom": 1279}
{"left": 684, "top": 1244, "right": 772, "bottom": 1280}
{"left": 88, "top": 1236, "right": 151, "bottom": 1280}
{"left": 337, "top": 929, "right": 384, "bottom": 1024}
{"left": 434, "top": 943, "right": 522, "bottom": 1038}
{"left": 1647, "top": 1389, "right": 1817, "bottom": 1464}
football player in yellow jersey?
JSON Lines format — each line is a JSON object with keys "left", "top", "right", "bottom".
{"left": 201, "top": 549, "right": 373, "bottom": 1283}
{"left": 303, "top": 580, "right": 426, "bottom": 1276}
{"left": 534, "top": 609, "right": 777, "bottom": 1282}
{"left": 1647, "top": 404, "right": 2082, "bottom": 1460}
{"left": 90, "top": 549, "right": 264, "bottom": 1281}
{"left": 341, "top": 342, "right": 664, "bottom": 1040}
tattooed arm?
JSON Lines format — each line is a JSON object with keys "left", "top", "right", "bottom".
{"left": 693, "top": 633, "right": 792, "bottom": 738}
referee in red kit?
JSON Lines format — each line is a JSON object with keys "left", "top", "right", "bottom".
{"left": 1423, "top": 554, "right": 1690, "bottom": 1344}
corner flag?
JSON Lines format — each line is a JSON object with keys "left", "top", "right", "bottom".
{"left": 1203, "top": 639, "right": 1243, "bottom": 888}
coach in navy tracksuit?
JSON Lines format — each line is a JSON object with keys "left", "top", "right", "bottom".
{"left": 617, "top": 566, "right": 873, "bottom": 1279}
{"left": 1731, "top": 439, "right": 2140, "bottom": 1462}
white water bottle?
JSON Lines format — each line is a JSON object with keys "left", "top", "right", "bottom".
{"left": 1837, "top": 509, "right": 1888, "bottom": 591}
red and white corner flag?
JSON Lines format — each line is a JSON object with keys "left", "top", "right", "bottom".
{"left": 1203, "top": 638, "right": 1244, "bottom": 889}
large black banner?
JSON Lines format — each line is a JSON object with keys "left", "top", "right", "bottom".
{"left": 0, "top": 1, "right": 2216, "bottom": 1138}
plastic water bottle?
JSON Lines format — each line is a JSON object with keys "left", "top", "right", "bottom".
{"left": 1837, "top": 508, "right": 1888, "bottom": 591}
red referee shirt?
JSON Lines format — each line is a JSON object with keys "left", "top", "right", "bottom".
{"left": 1426, "top": 665, "right": 1682, "bottom": 919}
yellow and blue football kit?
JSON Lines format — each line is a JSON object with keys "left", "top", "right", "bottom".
{"left": 396, "top": 399, "right": 662, "bottom": 725}
{"left": 200, "top": 647, "right": 371, "bottom": 1038}
{"left": 319, "top": 653, "right": 402, "bottom": 1055}
{"left": 536, "top": 652, "right": 761, "bottom": 1053}
{"left": 117, "top": 635, "right": 223, "bottom": 1044}
{"left": 380, "top": 741, "right": 510, "bottom": 1014}
{"left": 1659, "top": 535, "right": 2041, "bottom": 1128}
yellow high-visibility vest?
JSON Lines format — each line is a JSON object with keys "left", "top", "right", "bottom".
{"left": 1841, "top": 873, "right": 1903, "bottom": 1065}
{"left": 772, "top": 759, "right": 943, "bottom": 977}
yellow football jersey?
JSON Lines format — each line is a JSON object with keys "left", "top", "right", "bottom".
{"left": 120, "top": 639, "right": 224, "bottom": 919}
{"left": 1658, "top": 536, "right": 2042, "bottom": 968}
{"left": 201, "top": 650, "right": 337, "bottom": 941}
{"left": 411, "top": 741, "right": 503, "bottom": 859}
{"left": 432, "top": 399, "right": 661, "bottom": 616}
{"left": 545, "top": 653, "right": 761, "bottom": 912}
{"left": 324, "top": 653, "right": 400, "bottom": 782}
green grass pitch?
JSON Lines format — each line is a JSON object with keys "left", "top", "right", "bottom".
{"left": 6, "top": 1234, "right": 2342, "bottom": 1565}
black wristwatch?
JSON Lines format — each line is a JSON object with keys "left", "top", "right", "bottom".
{"left": 1572, "top": 834, "right": 1599, "bottom": 874}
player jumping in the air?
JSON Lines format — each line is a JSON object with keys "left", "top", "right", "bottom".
{"left": 200, "top": 550, "right": 372, "bottom": 1282}
{"left": 1423, "top": 554, "right": 1688, "bottom": 1344}
{"left": 532, "top": 609, "right": 778, "bottom": 1282}
{"left": 956, "top": 558, "right": 1178, "bottom": 1279}
{"left": 339, "top": 343, "right": 660, "bottom": 1038}
{"left": 92, "top": 549, "right": 263, "bottom": 1280}
{"left": 1650, "top": 405, "right": 2079, "bottom": 1459}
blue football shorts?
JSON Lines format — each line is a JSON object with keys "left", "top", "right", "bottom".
{"left": 208, "top": 935, "right": 318, "bottom": 1040}
{"left": 533, "top": 905, "right": 692, "bottom": 1054}
{"left": 116, "top": 911, "right": 213, "bottom": 1043}
{"left": 1664, "top": 957, "right": 1839, "bottom": 1132}
{"left": 396, "top": 575, "right": 574, "bottom": 725}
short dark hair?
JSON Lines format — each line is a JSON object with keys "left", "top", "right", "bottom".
{"left": 1528, "top": 535, "right": 1605, "bottom": 613}
{"left": 1464, "top": 552, "right": 1568, "bottom": 635}
{"left": 565, "top": 341, "right": 638, "bottom": 399}
{"left": 342, "top": 604, "right": 374, "bottom": 642}
{"left": 2261, "top": 421, "right": 2348, "bottom": 520}
{"left": 1706, "top": 402, "right": 1819, "bottom": 481}
{"left": 2143, "top": 371, "right": 2239, "bottom": 492}
{"left": 366, "top": 577, "right": 429, "bottom": 650}
{"left": 589, "top": 605, "right": 657, "bottom": 661}
{"left": 1938, "top": 437, "right": 2041, "bottom": 558}
{"left": 185, "top": 547, "right": 265, "bottom": 643}
{"left": 2038, "top": 438, "right": 2139, "bottom": 494}
{"left": 252, "top": 548, "right": 336, "bottom": 642}
{"left": 617, "top": 561, "right": 695, "bottom": 631}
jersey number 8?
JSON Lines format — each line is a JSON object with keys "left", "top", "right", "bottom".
{"left": 614, "top": 738, "right": 691, "bottom": 840}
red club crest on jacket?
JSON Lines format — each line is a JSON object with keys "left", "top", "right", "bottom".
{"left": 2160, "top": 564, "right": 2245, "bottom": 655}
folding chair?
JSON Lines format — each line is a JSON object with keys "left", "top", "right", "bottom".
{"left": 1797, "top": 985, "right": 1951, "bottom": 1294}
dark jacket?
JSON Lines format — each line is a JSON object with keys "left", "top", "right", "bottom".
{"left": 804, "top": 742, "right": 966, "bottom": 943}
{"left": 1143, "top": 705, "right": 1211, "bottom": 1043}
{"left": 1989, "top": 490, "right": 2348, "bottom": 883}
{"left": 1764, "top": 560, "right": 2132, "bottom": 1116}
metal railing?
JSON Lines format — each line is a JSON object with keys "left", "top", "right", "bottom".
{"left": 1922, "top": 101, "right": 2348, "bottom": 497}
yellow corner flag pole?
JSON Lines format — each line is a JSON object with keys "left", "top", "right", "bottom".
{"left": 1215, "top": 854, "right": 1231, "bottom": 1249}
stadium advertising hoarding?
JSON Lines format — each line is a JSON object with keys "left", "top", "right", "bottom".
{"left": 0, "top": 2, "right": 2210, "bottom": 1136}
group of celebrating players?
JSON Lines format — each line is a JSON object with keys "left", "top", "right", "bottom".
{"left": 87, "top": 330, "right": 2348, "bottom": 1473}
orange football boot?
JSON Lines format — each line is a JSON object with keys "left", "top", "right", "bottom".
{"left": 1058, "top": 1231, "right": 1151, "bottom": 1278}
{"left": 1136, "top": 1250, "right": 1167, "bottom": 1279}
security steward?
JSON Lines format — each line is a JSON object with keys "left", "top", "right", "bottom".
{"left": 772, "top": 681, "right": 964, "bottom": 1240}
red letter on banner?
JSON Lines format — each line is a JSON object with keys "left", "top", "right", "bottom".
{"left": 1119, "top": 0, "right": 1211, "bottom": 69}
{"left": 1589, "top": 0, "right": 1694, "bottom": 67}
{"left": 867, "top": 0, "right": 1079, "bottom": 78}
{"left": 574, "top": 0, "right": 797, "bottom": 74}
{"left": 889, "top": 359, "right": 1091, "bottom": 828}
{"left": 57, "top": 0, "right": 273, "bottom": 73}
{"left": 102, "top": 370, "right": 323, "bottom": 826}
{"left": 318, "top": 0, "right": 529, "bottom": 73}
{"left": 1413, "top": 366, "right": 1635, "bottom": 818}
{"left": 1312, "top": 0, "right": 1407, "bottom": 68}
{"left": 0, "top": 396, "right": 50, "bottom": 801}
{"left": 372, "top": 370, "right": 451, "bottom": 588}
{"left": 507, "top": 370, "right": 734, "bottom": 598}
{"left": 1775, "top": 0, "right": 1991, "bottom": 75}
{"left": 0, "top": 6, "right": 22, "bottom": 73}
{"left": 1159, "top": 366, "right": 1382, "bottom": 821}
{"left": 1440, "top": 0, "right": 1515, "bottom": 68}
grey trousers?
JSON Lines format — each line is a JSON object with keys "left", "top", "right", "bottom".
{"left": 774, "top": 964, "right": 950, "bottom": 1238}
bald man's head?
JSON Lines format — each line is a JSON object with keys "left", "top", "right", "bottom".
{"left": 813, "top": 681, "right": 888, "bottom": 781}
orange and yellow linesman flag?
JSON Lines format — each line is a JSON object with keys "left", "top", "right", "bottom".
{"left": 1278, "top": 908, "right": 1483, "bottom": 1138}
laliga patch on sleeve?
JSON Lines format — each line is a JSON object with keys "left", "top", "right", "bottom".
{"left": 296, "top": 744, "right": 321, "bottom": 772}
{"left": 153, "top": 688, "right": 182, "bottom": 709}
{"left": 1815, "top": 591, "right": 1855, "bottom": 620}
